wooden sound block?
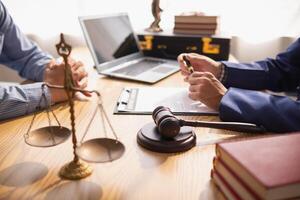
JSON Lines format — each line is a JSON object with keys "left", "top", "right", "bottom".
{"left": 137, "top": 122, "right": 196, "bottom": 153}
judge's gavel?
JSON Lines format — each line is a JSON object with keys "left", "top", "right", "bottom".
{"left": 152, "top": 106, "right": 265, "bottom": 138}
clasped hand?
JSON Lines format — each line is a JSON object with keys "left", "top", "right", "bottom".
{"left": 178, "top": 53, "right": 227, "bottom": 110}
{"left": 43, "top": 58, "right": 90, "bottom": 104}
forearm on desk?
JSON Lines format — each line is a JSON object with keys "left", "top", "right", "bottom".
{"left": 219, "top": 87, "right": 300, "bottom": 133}
{"left": 0, "top": 82, "right": 51, "bottom": 120}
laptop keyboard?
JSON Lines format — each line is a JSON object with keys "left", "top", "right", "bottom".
{"left": 111, "top": 59, "right": 165, "bottom": 76}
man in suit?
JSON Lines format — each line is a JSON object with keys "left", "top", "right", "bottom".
{"left": 0, "top": 1, "right": 89, "bottom": 120}
{"left": 178, "top": 38, "right": 300, "bottom": 133}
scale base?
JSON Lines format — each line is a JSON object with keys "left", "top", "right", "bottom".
{"left": 137, "top": 122, "right": 196, "bottom": 153}
{"left": 59, "top": 160, "right": 92, "bottom": 180}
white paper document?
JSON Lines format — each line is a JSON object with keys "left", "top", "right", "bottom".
{"left": 114, "top": 87, "right": 218, "bottom": 115}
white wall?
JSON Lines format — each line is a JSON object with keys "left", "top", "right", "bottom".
{"left": 3, "top": 0, "right": 300, "bottom": 41}
{"left": 1, "top": 0, "right": 299, "bottom": 81}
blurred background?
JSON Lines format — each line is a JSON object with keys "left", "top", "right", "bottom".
{"left": 1, "top": 0, "right": 300, "bottom": 81}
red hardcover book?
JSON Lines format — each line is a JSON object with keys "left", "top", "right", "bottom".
{"left": 173, "top": 28, "right": 217, "bottom": 35}
{"left": 216, "top": 133, "right": 300, "bottom": 200}
{"left": 175, "top": 15, "right": 219, "bottom": 24}
{"left": 211, "top": 169, "right": 241, "bottom": 200}
{"left": 174, "top": 23, "right": 217, "bottom": 30}
{"left": 213, "top": 157, "right": 260, "bottom": 200}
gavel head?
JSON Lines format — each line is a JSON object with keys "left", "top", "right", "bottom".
{"left": 152, "top": 106, "right": 181, "bottom": 138}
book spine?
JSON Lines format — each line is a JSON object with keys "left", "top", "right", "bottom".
{"left": 174, "top": 23, "right": 217, "bottom": 30}
{"left": 175, "top": 16, "right": 218, "bottom": 24}
{"left": 214, "top": 156, "right": 262, "bottom": 200}
{"left": 173, "top": 29, "right": 216, "bottom": 35}
{"left": 173, "top": 28, "right": 217, "bottom": 32}
{"left": 215, "top": 143, "right": 221, "bottom": 157}
{"left": 211, "top": 169, "right": 242, "bottom": 200}
{"left": 216, "top": 143, "right": 266, "bottom": 198}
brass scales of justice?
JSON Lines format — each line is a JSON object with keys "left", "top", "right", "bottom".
{"left": 24, "top": 33, "right": 125, "bottom": 180}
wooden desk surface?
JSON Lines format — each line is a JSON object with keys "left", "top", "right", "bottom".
{"left": 0, "top": 48, "right": 245, "bottom": 200}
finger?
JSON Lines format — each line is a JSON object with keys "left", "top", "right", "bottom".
{"left": 179, "top": 61, "right": 190, "bottom": 73}
{"left": 190, "top": 71, "right": 215, "bottom": 79}
{"left": 71, "top": 61, "right": 84, "bottom": 71}
{"left": 189, "top": 91, "right": 208, "bottom": 101}
{"left": 75, "top": 77, "right": 92, "bottom": 97}
{"left": 188, "top": 76, "right": 210, "bottom": 85}
{"left": 186, "top": 53, "right": 206, "bottom": 61}
{"left": 180, "top": 66, "right": 190, "bottom": 75}
{"left": 187, "top": 72, "right": 206, "bottom": 82}
{"left": 189, "top": 84, "right": 201, "bottom": 92}
{"left": 181, "top": 70, "right": 189, "bottom": 77}
{"left": 186, "top": 53, "right": 212, "bottom": 67}
{"left": 178, "top": 53, "right": 191, "bottom": 72}
{"left": 77, "top": 76, "right": 88, "bottom": 88}
{"left": 73, "top": 67, "right": 88, "bottom": 81}
{"left": 177, "top": 53, "right": 187, "bottom": 63}
{"left": 184, "top": 76, "right": 189, "bottom": 82}
{"left": 188, "top": 92, "right": 201, "bottom": 101}
{"left": 186, "top": 52, "right": 202, "bottom": 58}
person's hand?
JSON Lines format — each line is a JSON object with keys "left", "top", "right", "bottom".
{"left": 187, "top": 72, "right": 227, "bottom": 110}
{"left": 43, "top": 58, "right": 90, "bottom": 103}
{"left": 177, "top": 53, "right": 222, "bottom": 81}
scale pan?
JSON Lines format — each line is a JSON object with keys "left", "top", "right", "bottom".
{"left": 25, "top": 126, "right": 71, "bottom": 147}
{"left": 76, "top": 138, "right": 125, "bottom": 163}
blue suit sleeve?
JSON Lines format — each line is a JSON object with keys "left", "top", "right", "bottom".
{"left": 0, "top": 1, "right": 52, "bottom": 81}
{"left": 222, "top": 38, "right": 300, "bottom": 92}
{"left": 219, "top": 88, "right": 300, "bottom": 133}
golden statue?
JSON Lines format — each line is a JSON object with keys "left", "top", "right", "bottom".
{"left": 146, "top": 0, "right": 163, "bottom": 32}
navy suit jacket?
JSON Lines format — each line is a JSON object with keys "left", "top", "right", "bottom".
{"left": 220, "top": 38, "right": 300, "bottom": 133}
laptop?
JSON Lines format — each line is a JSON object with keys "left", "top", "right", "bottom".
{"left": 79, "top": 13, "right": 179, "bottom": 84}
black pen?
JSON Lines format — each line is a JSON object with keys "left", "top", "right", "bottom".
{"left": 183, "top": 55, "right": 194, "bottom": 73}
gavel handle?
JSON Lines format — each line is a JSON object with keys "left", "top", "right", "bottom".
{"left": 180, "top": 120, "right": 265, "bottom": 133}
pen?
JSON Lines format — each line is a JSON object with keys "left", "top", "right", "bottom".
{"left": 183, "top": 55, "right": 194, "bottom": 73}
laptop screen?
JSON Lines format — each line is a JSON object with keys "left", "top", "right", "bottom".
{"left": 80, "top": 14, "right": 140, "bottom": 65}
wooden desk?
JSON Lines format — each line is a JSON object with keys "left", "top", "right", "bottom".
{"left": 0, "top": 48, "right": 243, "bottom": 200}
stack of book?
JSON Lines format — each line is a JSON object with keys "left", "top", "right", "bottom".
{"left": 211, "top": 133, "right": 300, "bottom": 200}
{"left": 174, "top": 12, "right": 219, "bottom": 35}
